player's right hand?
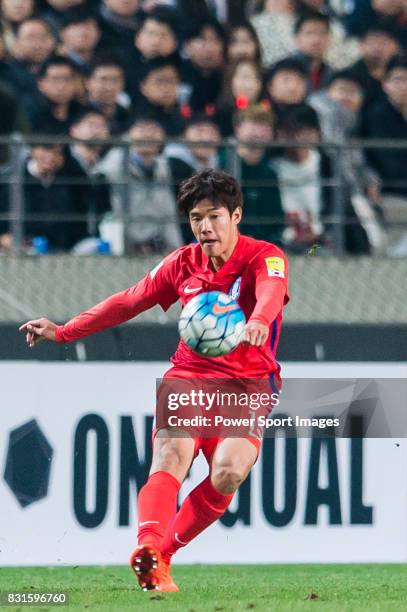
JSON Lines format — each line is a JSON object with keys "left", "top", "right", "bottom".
{"left": 19, "top": 318, "right": 57, "bottom": 347}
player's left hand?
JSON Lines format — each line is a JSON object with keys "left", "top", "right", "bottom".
{"left": 242, "top": 321, "right": 269, "bottom": 347}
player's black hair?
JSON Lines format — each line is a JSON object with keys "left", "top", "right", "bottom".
{"left": 37, "top": 55, "right": 77, "bottom": 80}
{"left": 328, "top": 69, "right": 364, "bottom": 90}
{"left": 385, "top": 54, "right": 407, "bottom": 78}
{"left": 294, "top": 11, "right": 330, "bottom": 35}
{"left": 178, "top": 169, "right": 243, "bottom": 215}
{"left": 265, "top": 57, "right": 308, "bottom": 83}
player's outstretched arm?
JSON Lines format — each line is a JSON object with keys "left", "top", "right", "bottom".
{"left": 19, "top": 318, "right": 57, "bottom": 348}
{"left": 18, "top": 257, "right": 180, "bottom": 346}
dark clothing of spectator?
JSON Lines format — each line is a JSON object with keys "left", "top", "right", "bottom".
{"left": 343, "top": 0, "right": 407, "bottom": 47}
{"left": 0, "top": 82, "right": 18, "bottom": 163}
{"left": 319, "top": 152, "right": 371, "bottom": 254}
{"left": 176, "top": 0, "right": 249, "bottom": 26}
{"left": 133, "top": 96, "right": 186, "bottom": 136}
{"left": 363, "top": 97, "right": 407, "bottom": 197}
{"left": 26, "top": 95, "right": 87, "bottom": 134}
{"left": 121, "top": 47, "right": 151, "bottom": 104}
{"left": 237, "top": 156, "right": 284, "bottom": 243}
{"left": 2, "top": 60, "right": 41, "bottom": 105}
{"left": 348, "top": 59, "right": 386, "bottom": 111}
{"left": 88, "top": 101, "right": 131, "bottom": 135}
{"left": 69, "top": 148, "right": 112, "bottom": 237}
{"left": 98, "top": 3, "right": 142, "bottom": 58}
{"left": 181, "top": 59, "right": 223, "bottom": 112}
{"left": 291, "top": 51, "right": 333, "bottom": 93}
{"left": 40, "top": 0, "right": 101, "bottom": 28}
{"left": 22, "top": 153, "right": 91, "bottom": 251}
{"left": 167, "top": 155, "right": 199, "bottom": 243}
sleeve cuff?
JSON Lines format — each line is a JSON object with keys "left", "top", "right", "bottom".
{"left": 54, "top": 325, "right": 65, "bottom": 343}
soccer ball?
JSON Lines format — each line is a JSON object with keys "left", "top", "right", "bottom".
{"left": 179, "top": 291, "right": 246, "bottom": 357}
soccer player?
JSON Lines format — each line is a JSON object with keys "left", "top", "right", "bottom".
{"left": 19, "top": 169, "right": 289, "bottom": 592}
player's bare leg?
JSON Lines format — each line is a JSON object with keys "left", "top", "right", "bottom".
{"left": 130, "top": 433, "right": 195, "bottom": 591}
{"left": 160, "top": 438, "right": 258, "bottom": 564}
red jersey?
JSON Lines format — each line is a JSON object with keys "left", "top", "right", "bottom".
{"left": 55, "top": 234, "right": 289, "bottom": 380}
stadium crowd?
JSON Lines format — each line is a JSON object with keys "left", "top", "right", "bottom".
{"left": 0, "top": 0, "right": 406, "bottom": 255}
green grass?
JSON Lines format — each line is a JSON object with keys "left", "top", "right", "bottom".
{"left": 0, "top": 564, "right": 406, "bottom": 612}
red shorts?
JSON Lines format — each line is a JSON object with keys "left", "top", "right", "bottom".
{"left": 152, "top": 366, "right": 265, "bottom": 463}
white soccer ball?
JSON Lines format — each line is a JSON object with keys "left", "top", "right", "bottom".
{"left": 179, "top": 291, "right": 246, "bottom": 357}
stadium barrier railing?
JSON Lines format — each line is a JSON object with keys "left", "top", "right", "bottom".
{"left": 0, "top": 135, "right": 406, "bottom": 257}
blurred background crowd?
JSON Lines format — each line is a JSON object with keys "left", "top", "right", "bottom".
{"left": 0, "top": 0, "right": 406, "bottom": 256}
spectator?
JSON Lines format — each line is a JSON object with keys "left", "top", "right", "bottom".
{"left": 226, "top": 21, "right": 261, "bottom": 63}
{"left": 166, "top": 115, "right": 221, "bottom": 242}
{"left": 363, "top": 56, "right": 407, "bottom": 197}
{"left": 69, "top": 109, "right": 112, "bottom": 237}
{"left": 252, "top": 0, "right": 360, "bottom": 69}
{"left": 272, "top": 103, "right": 326, "bottom": 251}
{"left": 134, "top": 57, "right": 185, "bottom": 135}
{"left": 125, "top": 7, "right": 180, "bottom": 103}
{"left": 98, "top": 117, "right": 183, "bottom": 253}
{"left": 251, "top": 0, "right": 297, "bottom": 67}
{"left": 363, "top": 54, "right": 407, "bottom": 253}
{"left": 98, "top": 0, "right": 142, "bottom": 54}
{"left": 348, "top": 25, "right": 400, "bottom": 111}
{"left": 166, "top": 116, "right": 221, "bottom": 175}
{"left": 230, "top": 104, "right": 284, "bottom": 243}
{"left": 344, "top": 0, "right": 407, "bottom": 48}
{"left": 86, "top": 56, "right": 130, "bottom": 134}
{"left": 8, "top": 142, "right": 90, "bottom": 251}
{"left": 59, "top": 6, "right": 102, "bottom": 71}
{"left": 265, "top": 57, "right": 307, "bottom": 125}
{"left": 8, "top": 18, "right": 56, "bottom": 101}
{"left": 27, "top": 55, "right": 85, "bottom": 133}
{"left": 176, "top": 0, "right": 250, "bottom": 25}
{"left": 0, "top": 81, "right": 22, "bottom": 242}
{"left": 1, "top": 0, "right": 36, "bottom": 52}
{"left": 182, "top": 19, "right": 225, "bottom": 112}
{"left": 292, "top": 10, "right": 333, "bottom": 91}
{"left": 216, "top": 59, "right": 268, "bottom": 135}
{"left": 309, "top": 71, "right": 366, "bottom": 162}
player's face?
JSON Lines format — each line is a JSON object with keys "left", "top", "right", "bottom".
{"left": 189, "top": 199, "right": 242, "bottom": 261}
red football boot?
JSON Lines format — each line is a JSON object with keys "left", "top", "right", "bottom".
{"left": 129, "top": 544, "right": 161, "bottom": 591}
{"left": 156, "top": 560, "right": 179, "bottom": 592}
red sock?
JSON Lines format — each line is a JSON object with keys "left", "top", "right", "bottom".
{"left": 160, "top": 476, "right": 233, "bottom": 563}
{"left": 137, "top": 471, "right": 180, "bottom": 548}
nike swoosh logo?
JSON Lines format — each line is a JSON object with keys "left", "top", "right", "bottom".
{"left": 213, "top": 303, "right": 238, "bottom": 315}
{"left": 138, "top": 520, "right": 160, "bottom": 526}
{"left": 184, "top": 285, "right": 202, "bottom": 294}
{"left": 174, "top": 532, "right": 188, "bottom": 545}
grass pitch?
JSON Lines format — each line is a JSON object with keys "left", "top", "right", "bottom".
{"left": 1, "top": 564, "right": 406, "bottom": 612}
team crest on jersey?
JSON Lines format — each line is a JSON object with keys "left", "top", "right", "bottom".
{"left": 229, "top": 277, "right": 242, "bottom": 299}
{"left": 265, "top": 257, "right": 285, "bottom": 278}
